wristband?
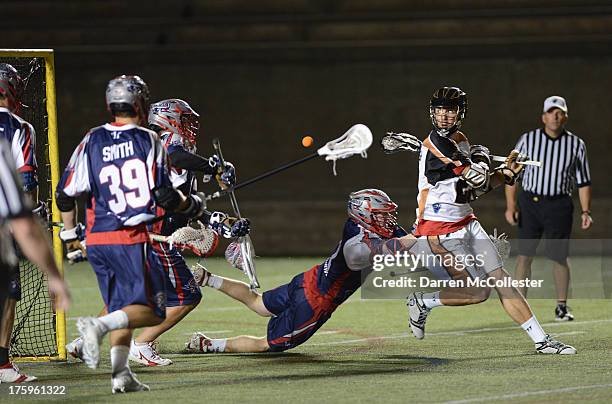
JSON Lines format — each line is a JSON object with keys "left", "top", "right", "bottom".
{"left": 582, "top": 210, "right": 591, "bottom": 215}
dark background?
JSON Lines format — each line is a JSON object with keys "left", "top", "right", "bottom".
{"left": 4, "top": 0, "right": 612, "bottom": 254}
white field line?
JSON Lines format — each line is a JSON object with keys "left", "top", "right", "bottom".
{"left": 308, "top": 318, "right": 612, "bottom": 346}
{"left": 440, "top": 383, "right": 612, "bottom": 404}
{"left": 183, "top": 330, "right": 233, "bottom": 336}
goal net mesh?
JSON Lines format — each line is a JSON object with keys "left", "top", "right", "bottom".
{"left": 0, "top": 55, "right": 57, "bottom": 358}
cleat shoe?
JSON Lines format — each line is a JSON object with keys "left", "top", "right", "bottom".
{"left": 0, "top": 362, "right": 37, "bottom": 383}
{"left": 129, "top": 340, "right": 172, "bottom": 366}
{"left": 185, "top": 332, "right": 216, "bottom": 353}
{"left": 66, "top": 336, "right": 84, "bottom": 361}
{"left": 407, "top": 292, "right": 430, "bottom": 340}
{"left": 535, "top": 334, "right": 577, "bottom": 355}
{"left": 76, "top": 317, "right": 107, "bottom": 369}
{"left": 190, "top": 263, "right": 210, "bottom": 287}
{"left": 555, "top": 304, "right": 574, "bottom": 322}
{"left": 112, "top": 369, "right": 150, "bottom": 393}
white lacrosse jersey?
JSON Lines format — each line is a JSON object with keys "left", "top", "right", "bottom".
{"left": 414, "top": 130, "right": 476, "bottom": 236}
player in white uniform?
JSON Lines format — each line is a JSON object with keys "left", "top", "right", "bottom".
{"left": 406, "top": 87, "right": 576, "bottom": 354}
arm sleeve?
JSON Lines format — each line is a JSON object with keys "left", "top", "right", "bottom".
{"left": 343, "top": 235, "right": 375, "bottom": 271}
{"left": 424, "top": 134, "right": 471, "bottom": 173}
{"left": 0, "top": 141, "right": 30, "bottom": 218}
{"left": 575, "top": 139, "right": 591, "bottom": 187}
{"left": 169, "top": 148, "right": 217, "bottom": 175}
{"left": 10, "top": 122, "right": 37, "bottom": 173}
{"left": 56, "top": 135, "right": 92, "bottom": 198}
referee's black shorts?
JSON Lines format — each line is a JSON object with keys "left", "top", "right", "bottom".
{"left": 517, "top": 191, "right": 573, "bottom": 264}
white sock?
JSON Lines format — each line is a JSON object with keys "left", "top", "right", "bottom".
{"left": 209, "top": 338, "right": 227, "bottom": 353}
{"left": 521, "top": 316, "right": 547, "bottom": 343}
{"left": 110, "top": 345, "right": 130, "bottom": 377}
{"left": 98, "top": 310, "right": 129, "bottom": 332}
{"left": 422, "top": 291, "right": 443, "bottom": 309}
{"left": 207, "top": 274, "right": 224, "bottom": 289}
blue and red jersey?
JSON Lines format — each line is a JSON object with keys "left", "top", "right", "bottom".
{"left": 301, "top": 219, "right": 407, "bottom": 312}
{"left": 0, "top": 107, "right": 37, "bottom": 191}
{"left": 57, "top": 123, "right": 171, "bottom": 245}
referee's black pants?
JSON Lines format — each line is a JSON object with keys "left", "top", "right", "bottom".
{"left": 517, "top": 191, "right": 573, "bottom": 264}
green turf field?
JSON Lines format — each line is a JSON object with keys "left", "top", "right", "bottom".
{"left": 3, "top": 257, "right": 612, "bottom": 403}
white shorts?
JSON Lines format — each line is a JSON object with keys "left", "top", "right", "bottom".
{"left": 414, "top": 220, "right": 503, "bottom": 281}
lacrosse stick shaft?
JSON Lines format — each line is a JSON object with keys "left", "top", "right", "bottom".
{"left": 207, "top": 152, "right": 319, "bottom": 201}
{"left": 213, "top": 138, "right": 244, "bottom": 217}
{"left": 491, "top": 155, "right": 541, "bottom": 167}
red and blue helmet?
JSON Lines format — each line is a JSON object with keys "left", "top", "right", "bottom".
{"left": 148, "top": 99, "right": 200, "bottom": 145}
{"left": 347, "top": 189, "right": 398, "bottom": 238}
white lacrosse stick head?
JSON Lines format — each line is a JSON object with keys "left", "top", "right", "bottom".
{"left": 317, "top": 124, "right": 373, "bottom": 175}
{"left": 225, "top": 241, "right": 245, "bottom": 271}
{"left": 489, "top": 228, "right": 510, "bottom": 260}
{"left": 381, "top": 132, "right": 422, "bottom": 154}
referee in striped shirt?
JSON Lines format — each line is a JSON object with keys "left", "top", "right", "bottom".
{"left": 0, "top": 138, "right": 70, "bottom": 382}
{"left": 505, "top": 95, "right": 592, "bottom": 321}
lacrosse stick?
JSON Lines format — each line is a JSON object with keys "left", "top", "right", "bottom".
{"left": 489, "top": 228, "right": 511, "bottom": 261}
{"left": 213, "top": 138, "right": 260, "bottom": 289}
{"left": 381, "top": 132, "right": 542, "bottom": 166}
{"left": 207, "top": 124, "right": 373, "bottom": 201}
{"left": 149, "top": 226, "right": 219, "bottom": 257}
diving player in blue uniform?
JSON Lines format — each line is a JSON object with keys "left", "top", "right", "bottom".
{"left": 186, "top": 189, "right": 417, "bottom": 353}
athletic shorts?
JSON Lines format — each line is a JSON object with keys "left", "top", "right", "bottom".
{"left": 415, "top": 220, "right": 503, "bottom": 281}
{"left": 262, "top": 271, "right": 331, "bottom": 352}
{"left": 518, "top": 192, "right": 572, "bottom": 263}
{"left": 88, "top": 243, "right": 166, "bottom": 319}
{"left": 150, "top": 241, "right": 201, "bottom": 307}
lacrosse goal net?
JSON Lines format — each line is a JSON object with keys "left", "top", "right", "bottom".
{"left": 0, "top": 49, "right": 65, "bottom": 361}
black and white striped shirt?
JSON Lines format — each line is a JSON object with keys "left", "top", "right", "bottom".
{"left": 514, "top": 128, "right": 591, "bottom": 196}
{"left": 0, "top": 139, "right": 29, "bottom": 268}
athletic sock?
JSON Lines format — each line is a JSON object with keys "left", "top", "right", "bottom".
{"left": 98, "top": 310, "right": 129, "bottom": 332}
{"left": 421, "top": 291, "right": 443, "bottom": 309}
{"left": 110, "top": 345, "right": 130, "bottom": 377}
{"left": 206, "top": 274, "right": 224, "bottom": 289}
{"left": 208, "top": 338, "right": 227, "bottom": 353}
{"left": 520, "top": 316, "right": 547, "bottom": 343}
{"left": 0, "top": 346, "right": 9, "bottom": 366}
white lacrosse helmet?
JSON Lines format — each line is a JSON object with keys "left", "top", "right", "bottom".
{"left": 347, "top": 189, "right": 398, "bottom": 238}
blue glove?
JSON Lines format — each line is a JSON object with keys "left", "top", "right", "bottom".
{"left": 219, "top": 161, "right": 236, "bottom": 186}
{"left": 230, "top": 218, "right": 250, "bottom": 237}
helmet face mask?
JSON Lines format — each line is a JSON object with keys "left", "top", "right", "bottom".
{"left": 347, "top": 189, "right": 398, "bottom": 238}
{"left": 106, "top": 75, "right": 150, "bottom": 123}
{"left": 0, "top": 63, "right": 24, "bottom": 113}
{"left": 148, "top": 99, "right": 200, "bottom": 145}
{"left": 429, "top": 86, "right": 467, "bottom": 137}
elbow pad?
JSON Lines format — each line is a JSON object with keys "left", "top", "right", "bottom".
{"left": 55, "top": 189, "right": 76, "bottom": 212}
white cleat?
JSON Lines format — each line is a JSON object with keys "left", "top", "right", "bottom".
{"left": 0, "top": 362, "right": 37, "bottom": 383}
{"left": 407, "top": 292, "right": 430, "bottom": 340}
{"left": 76, "top": 317, "right": 107, "bottom": 369}
{"left": 129, "top": 340, "right": 172, "bottom": 366}
{"left": 111, "top": 369, "right": 150, "bottom": 394}
{"left": 185, "top": 332, "right": 216, "bottom": 353}
{"left": 66, "top": 336, "right": 84, "bottom": 361}
{"left": 535, "top": 334, "right": 577, "bottom": 355}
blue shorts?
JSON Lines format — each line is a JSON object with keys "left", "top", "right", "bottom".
{"left": 88, "top": 243, "right": 166, "bottom": 319}
{"left": 151, "top": 241, "right": 201, "bottom": 307}
{"left": 262, "top": 273, "right": 330, "bottom": 352}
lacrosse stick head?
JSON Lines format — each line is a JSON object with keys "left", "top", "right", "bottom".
{"left": 225, "top": 238, "right": 259, "bottom": 289}
{"left": 380, "top": 132, "right": 422, "bottom": 154}
{"left": 317, "top": 124, "right": 372, "bottom": 162}
{"left": 489, "top": 228, "right": 511, "bottom": 260}
{"left": 169, "top": 226, "right": 219, "bottom": 257}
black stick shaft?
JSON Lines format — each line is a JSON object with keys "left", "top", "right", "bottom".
{"left": 208, "top": 151, "right": 319, "bottom": 200}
